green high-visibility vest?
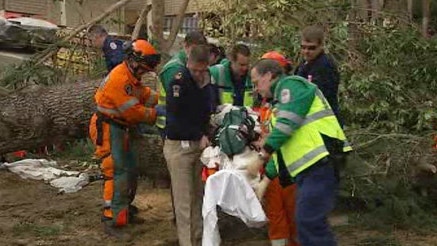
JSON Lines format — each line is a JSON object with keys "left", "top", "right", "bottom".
{"left": 209, "top": 61, "right": 254, "bottom": 107}
{"left": 269, "top": 76, "right": 352, "bottom": 177}
{"left": 156, "top": 52, "right": 186, "bottom": 129}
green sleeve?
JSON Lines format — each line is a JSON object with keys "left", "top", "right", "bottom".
{"left": 209, "top": 65, "right": 220, "bottom": 85}
{"left": 265, "top": 160, "right": 278, "bottom": 180}
{"left": 264, "top": 79, "right": 316, "bottom": 153}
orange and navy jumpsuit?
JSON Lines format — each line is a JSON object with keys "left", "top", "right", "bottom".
{"left": 257, "top": 100, "right": 299, "bottom": 246}
{"left": 89, "top": 61, "right": 158, "bottom": 226}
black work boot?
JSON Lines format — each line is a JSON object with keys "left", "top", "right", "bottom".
{"left": 128, "top": 204, "right": 139, "bottom": 216}
{"left": 128, "top": 205, "right": 145, "bottom": 224}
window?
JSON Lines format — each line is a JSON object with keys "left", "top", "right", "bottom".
{"left": 181, "top": 15, "right": 198, "bottom": 34}
{"left": 163, "top": 14, "right": 199, "bottom": 34}
{"left": 164, "top": 16, "right": 173, "bottom": 32}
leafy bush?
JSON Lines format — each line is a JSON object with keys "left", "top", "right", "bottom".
{"left": 203, "top": 0, "right": 437, "bottom": 229}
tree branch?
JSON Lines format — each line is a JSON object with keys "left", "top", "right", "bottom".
{"left": 35, "top": 0, "right": 134, "bottom": 65}
{"left": 164, "top": 0, "right": 190, "bottom": 50}
{"left": 132, "top": 2, "right": 152, "bottom": 40}
{"left": 150, "top": 0, "right": 165, "bottom": 50}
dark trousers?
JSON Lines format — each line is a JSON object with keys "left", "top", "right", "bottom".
{"left": 295, "top": 158, "right": 338, "bottom": 246}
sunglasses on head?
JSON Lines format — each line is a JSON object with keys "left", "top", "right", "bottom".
{"left": 300, "top": 45, "right": 318, "bottom": 51}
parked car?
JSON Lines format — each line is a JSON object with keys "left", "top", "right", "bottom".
{"left": 0, "top": 17, "right": 59, "bottom": 49}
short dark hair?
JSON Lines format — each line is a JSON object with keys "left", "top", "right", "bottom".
{"left": 230, "top": 44, "right": 251, "bottom": 61}
{"left": 184, "top": 31, "right": 207, "bottom": 46}
{"left": 252, "top": 59, "right": 283, "bottom": 79}
{"left": 209, "top": 43, "right": 225, "bottom": 57}
{"left": 188, "top": 45, "right": 210, "bottom": 64}
{"left": 301, "top": 25, "right": 324, "bottom": 44}
{"left": 87, "top": 25, "right": 108, "bottom": 36}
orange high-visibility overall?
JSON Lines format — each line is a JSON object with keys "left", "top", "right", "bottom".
{"left": 89, "top": 61, "right": 157, "bottom": 226}
{"left": 256, "top": 101, "right": 299, "bottom": 246}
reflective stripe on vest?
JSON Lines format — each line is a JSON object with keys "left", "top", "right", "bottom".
{"left": 156, "top": 58, "right": 185, "bottom": 129}
{"left": 156, "top": 80, "right": 167, "bottom": 128}
{"left": 216, "top": 64, "right": 254, "bottom": 106}
{"left": 270, "top": 76, "right": 351, "bottom": 177}
{"left": 97, "top": 98, "right": 139, "bottom": 117}
{"left": 99, "top": 75, "right": 110, "bottom": 89}
{"left": 286, "top": 145, "right": 328, "bottom": 174}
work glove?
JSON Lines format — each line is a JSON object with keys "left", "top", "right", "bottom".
{"left": 255, "top": 176, "right": 271, "bottom": 200}
{"left": 155, "top": 105, "right": 166, "bottom": 117}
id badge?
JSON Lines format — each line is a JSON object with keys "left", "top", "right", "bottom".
{"left": 181, "top": 141, "right": 190, "bottom": 149}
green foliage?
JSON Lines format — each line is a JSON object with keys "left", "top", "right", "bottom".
{"left": 341, "top": 26, "right": 437, "bottom": 133}
{"left": 204, "top": 0, "right": 437, "bottom": 230}
{"left": 87, "top": 57, "right": 107, "bottom": 79}
{"left": 202, "top": 0, "right": 350, "bottom": 55}
{"left": 52, "top": 139, "right": 95, "bottom": 162}
{"left": 0, "top": 61, "right": 64, "bottom": 89}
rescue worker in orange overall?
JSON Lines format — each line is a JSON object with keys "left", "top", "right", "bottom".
{"left": 257, "top": 51, "right": 299, "bottom": 246}
{"left": 89, "top": 39, "right": 161, "bottom": 238}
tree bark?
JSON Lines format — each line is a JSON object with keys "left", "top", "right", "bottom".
{"left": 131, "top": 2, "right": 152, "bottom": 40}
{"left": 163, "top": 0, "right": 190, "bottom": 51}
{"left": 0, "top": 79, "right": 168, "bottom": 183}
{"left": 407, "top": 0, "right": 413, "bottom": 21}
{"left": 370, "top": 0, "right": 381, "bottom": 23}
{"left": 422, "top": 0, "right": 431, "bottom": 37}
{"left": 151, "top": 0, "right": 165, "bottom": 50}
{"left": 150, "top": 0, "right": 191, "bottom": 53}
{"left": 0, "top": 80, "right": 97, "bottom": 155}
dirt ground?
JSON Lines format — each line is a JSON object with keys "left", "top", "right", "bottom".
{"left": 1, "top": 170, "right": 437, "bottom": 246}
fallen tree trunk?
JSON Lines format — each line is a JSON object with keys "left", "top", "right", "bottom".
{"left": 0, "top": 80, "right": 96, "bottom": 153}
{"left": 0, "top": 79, "right": 168, "bottom": 184}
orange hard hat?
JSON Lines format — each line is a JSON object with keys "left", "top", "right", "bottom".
{"left": 132, "top": 39, "right": 158, "bottom": 56}
{"left": 125, "top": 39, "right": 161, "bottom": 69}
{"left": 261, "top": 51, "right": 291, "bottom": 68}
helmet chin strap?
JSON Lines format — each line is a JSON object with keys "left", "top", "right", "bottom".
{"left": 126, "top": 59, "right": 144, "bottom": 80}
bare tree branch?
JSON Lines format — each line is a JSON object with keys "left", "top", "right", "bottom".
{"left": 422, "top": 0, "right": 431, "bottom": 37}
{"left": 163, "top": 0, "right": 190, "bottom": 50}
{"left": 132, "top": 2, "right": 152, "bottom": 40}
{"left": 150, "top": 0, "right": 191, "bottom": 53}
{"left": 35, "top": 0, "right": 134, "bottom": 65}
{"left": 151, "top": 0, "right": 165, "bottom": 50}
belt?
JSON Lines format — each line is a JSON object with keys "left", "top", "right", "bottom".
{"left": 95, "top": 112, "right": 128, "bottom": 146}
{"left": 96, "top": 112, "right": 128, "bottom": 130}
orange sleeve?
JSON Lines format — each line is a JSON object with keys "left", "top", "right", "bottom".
{"left": 142, "top": 86, "right": 159, "bottom": 107}
{"left": 101, "top": 73, "right": 157, "bottom": 125}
